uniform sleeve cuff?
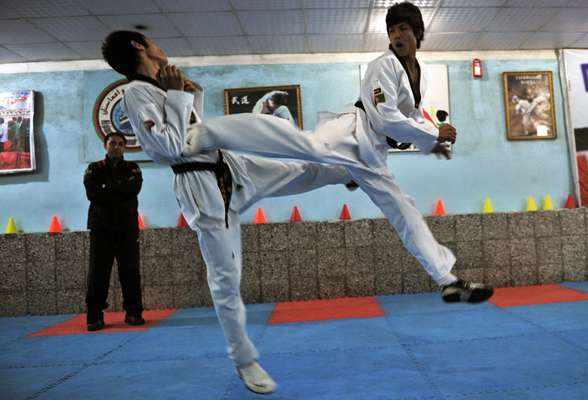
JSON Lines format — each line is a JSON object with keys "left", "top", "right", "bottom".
{"left": 166, "top": 90, "right": 194, "bottom": 105}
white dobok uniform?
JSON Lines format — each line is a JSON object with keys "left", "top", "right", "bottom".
{"left": 184, "top": 49, "right": 456, "bottom": 284}
{"left": 123, "top": 78, "right": 350, "bottom": 367}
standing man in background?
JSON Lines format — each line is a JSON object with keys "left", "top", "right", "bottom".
{"left": 84, "top": 132, "right": 145, "bottom": 331}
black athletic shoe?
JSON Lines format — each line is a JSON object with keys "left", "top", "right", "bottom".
{"left": 87, "top": 320, "right": 105, "bottom": 332}
{"left": 441, "top": 279, "right": 494, "bottom": 304}
{"left": 125, "top": 315, "right": 145, "bottom": 326}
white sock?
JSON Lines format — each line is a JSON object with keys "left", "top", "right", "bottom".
{"left": 436, "top": 273, "right": 458, "bottom": 286}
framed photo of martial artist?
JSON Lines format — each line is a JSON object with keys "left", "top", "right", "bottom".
{"left": 0, "top": 90, "right": 36, "bottom": 175}
{"left": 359, "top": 63, "right": 451, "bottom": 153}
{"left": 503, "top": 71, "right": 557, "bottom": 140}
{"left": 223, "top": 85, "right": 303, "bottom": 129}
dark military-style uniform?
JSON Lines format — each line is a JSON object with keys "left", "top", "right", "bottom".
{"left": 84, "top": 155, "right": 143, "bottom": 324}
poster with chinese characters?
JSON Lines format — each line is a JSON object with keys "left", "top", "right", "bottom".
{"left": 224, "top": 85, "right": 303, "bottom": 129}
{"left": 0, "top": 90, "right": 36, "bottom": 174}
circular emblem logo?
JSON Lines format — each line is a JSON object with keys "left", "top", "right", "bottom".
{"left": 93, "top": 79, "right": 141, "bottom": 151}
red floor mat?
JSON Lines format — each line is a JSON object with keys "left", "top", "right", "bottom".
{"left": 29, "top": 309, "right": 177, "bottom": 337}
{"left": 268, "top": 296, "right": 385, "bottom": 324}
{"left": 490, "top": 284, "right": 588, "bottom": 307}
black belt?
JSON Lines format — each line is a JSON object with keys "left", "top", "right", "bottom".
{"left": 354, "top": 100, "right": 412, "bottom": 150}
{"left": 171, "top": 162, "right": 219, "bottom": 174}
{"left": 171, "top": 150, "right": 233, "bottom": 228}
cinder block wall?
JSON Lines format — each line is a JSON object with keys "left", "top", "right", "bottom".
{"left": 0, "top": 209, "right": 585, "bottom": 316}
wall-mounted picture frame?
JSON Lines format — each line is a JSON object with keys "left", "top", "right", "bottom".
{"left": 223, "top": 84, "right": 303, "bottom": 129}
{"left": 0, "top": 90, "right": 36, "bottom": 175}
{"left": 503, "top": 71, "right": 557, "bottom": 140}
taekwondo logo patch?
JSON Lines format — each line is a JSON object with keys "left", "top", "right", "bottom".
{"left": 93, "top": 79, "right": 141, "bottom": 151}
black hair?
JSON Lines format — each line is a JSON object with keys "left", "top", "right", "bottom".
{"left": 270, "top": 92, "right": 289, "bottom": 106}
{"left": 101, "top": 31, "right": 148, "bottom": 77}
{"left": 386, "top": 2, "right": 425, "bottom": 49}
{"left": 104, "top": 132, "right": 127, "bottom": 146}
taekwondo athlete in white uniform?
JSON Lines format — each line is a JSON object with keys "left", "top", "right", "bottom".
{"left": 183, "top": 3, "right": 494, "bottom": 305}
{"left": 102, "top": 30, "right": 354, "bottom": 395}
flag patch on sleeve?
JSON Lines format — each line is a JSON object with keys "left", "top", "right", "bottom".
{"left": 373, "top": 87, "right": 386, "bottom": 104}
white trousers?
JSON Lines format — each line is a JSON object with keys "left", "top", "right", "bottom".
{"left": 173, "top": 155, "right": 350, "bottom": 366}
{"left": 185, "top": 113, "right": 363, "bottom": 168}
{"left": 184, "top": 113, "right": 455, "bottom": 283}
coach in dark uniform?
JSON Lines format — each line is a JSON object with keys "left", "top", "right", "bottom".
{"left": 84, "top": 132, "right": 144, "bottom": 331}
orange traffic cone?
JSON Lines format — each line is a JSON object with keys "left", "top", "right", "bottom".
{"left": 177, "top": 213, "right": 189, "bottom": 227}
{"left": 565, "top": 193, "right": 577, "bottom": 209}
{"left": 433, "top": 199, "right": 447, "bottom": 217}
{"left": 253, "top": 208, "right": 267, "bottom": 224}
{"left": 48, "top": 215, "right": 62, "bottom": 233}
{"left": 138, "top": 214, "right": 146, "bottom": 230}
{"left": 340, "top": 204, "right": 352, "bottom": 220}
{"left": 290, "top": 206, "right": 302, "bottom": 223}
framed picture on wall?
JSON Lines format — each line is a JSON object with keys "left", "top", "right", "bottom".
{"left": 503, "top": 71, "right": 557, "bottom": 140}
{"left": 224, "top": 85, "right": 303, "bottom": 129}
{"left": 0, "top": 90, "right": 36, "bottom": 175}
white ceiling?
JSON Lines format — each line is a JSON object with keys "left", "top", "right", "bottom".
{"left": 0, "top": 0, "right": 587, "bottom": 64}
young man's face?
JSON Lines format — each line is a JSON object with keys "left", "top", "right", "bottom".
{"left": 388, "top": 22, "right": 417, "bottom": 58}
{"left": 143, "top": 37, "right": 168, "bottom": 68}
{"left": 105, "top": 135, "right": 126, "bottom": 158}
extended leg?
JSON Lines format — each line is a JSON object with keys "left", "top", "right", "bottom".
{"left": 347, "top": 165, "right": 456, "bottom": 283}
{"left": 348, "top": 166, "right": 493, "bottom": 302}
{"left": 237, "top": 155, "right": 351, "bottom": 212}
{"left": 183, "top": 113, "right": 360, "bottom": 167}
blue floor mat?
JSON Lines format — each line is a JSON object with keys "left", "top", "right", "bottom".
{"left": 99, "top": 323, "right": 229, "bottom": 363}
{"left": 555, "top": 328, "right": 588, "bottom": 352}
{"left": 224, "top": 347, "right": 441, "bottom": 400}
{"left": 0, "top": 365, "right": 83, "bottom": 400}
{"left": 34, "top": 358, "right": 234, "bottom": 400}
{"left": 0, "top": 314, "right": 73, "bottom": 346}
{"left": 460, "top": 382, "right": 588, "bottom": 400}
{"left": 408, "top": 333, "right": 588, "bottom": 398}
{"left": 2, "top": 283, "right": 588, "bottom": 400}
{"left": 504, "top": 301, "right": 588, "bottom": 331}
{"left": 0, "top": 332, "right": 138, "bottom": 369}
{"left": 259, "top": 317, "right": 401, "bottom": 355}
{"left": 385, "top": 307, "right": 541, "bottom": 344}
{"left": 561, "top": 281, "right": 588, "bottom": 293}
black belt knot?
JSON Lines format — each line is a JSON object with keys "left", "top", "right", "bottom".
{"left": 171, "top": 150, "right": 233, "bottom": 228}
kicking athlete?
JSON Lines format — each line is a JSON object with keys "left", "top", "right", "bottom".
{"left": 102, "top": 31, "right": 355, "bottom": 394}
{"left": 182, "top": 3, "right": 494, "bottom": 304}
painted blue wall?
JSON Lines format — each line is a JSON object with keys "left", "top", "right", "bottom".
{"left": 0, "top": 57, "right": 572, "bottom": 232}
